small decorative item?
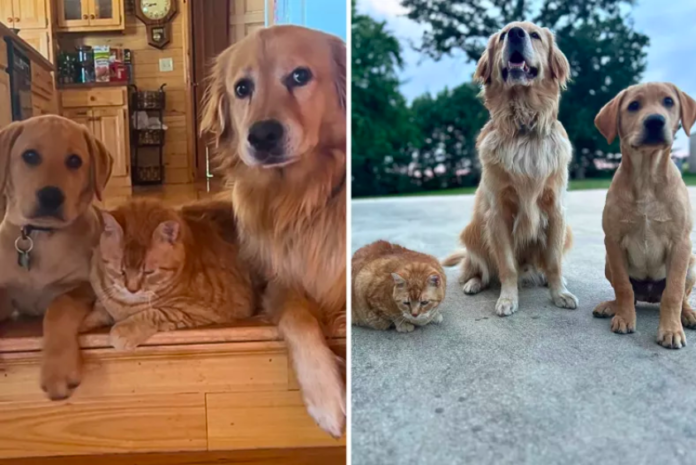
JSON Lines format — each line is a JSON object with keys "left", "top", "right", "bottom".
{"left": 134, "top": 0, "right": 178, "bottom": 49}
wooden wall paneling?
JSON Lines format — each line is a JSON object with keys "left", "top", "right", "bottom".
{"left": 206, "top": 391, "right": 347, "bottom": 451}
{"left": 230, "top": 0, "right": 266, "bottom": 43}
{"left": 0, "top": 393, "right": 207, "bottom": 458}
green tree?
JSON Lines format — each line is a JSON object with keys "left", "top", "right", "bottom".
{"left": 400, "top": 0, "right": 649, "bottom": 177}
{"left": 410, "top": 83, "right": 488, "bottom": 190}
{"left": 351, "top": 1, "right": 415, "bottom": 196}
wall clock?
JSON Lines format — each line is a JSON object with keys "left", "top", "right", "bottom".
{"left": 134, "top": 0, "right": 178, "bottom": 49}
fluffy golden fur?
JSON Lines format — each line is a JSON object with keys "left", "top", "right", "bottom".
{"left": 592, "top": 82, "right": 696, "bottom": 349}
{"left": 82, "top": 199, "right": 257, "bottom": 350}
{"left": 443, "top": 22, "right": 577, "bottom": 317}
{"left": 200, "top": 25, "right": 346, "bottom": 437}
{"left": 352, "top": 241, "right": 446, "bottom": 332}
{"left": 0, "top": 115, "right": 112, "bottom": 400}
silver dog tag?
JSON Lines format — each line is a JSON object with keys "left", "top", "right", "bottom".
{"left": 17, "top": 251, "right": 31, "bottom": 271}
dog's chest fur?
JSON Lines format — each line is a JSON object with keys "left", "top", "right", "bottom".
{"left": 0, "top": 228, "right": 93, "bottom": 316}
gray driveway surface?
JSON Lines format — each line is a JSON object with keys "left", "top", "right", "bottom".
{"left": 351, "top": 188, "right": 696, "bottom": 465}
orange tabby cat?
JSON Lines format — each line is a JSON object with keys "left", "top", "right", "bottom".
{"left": 82, "top": 199, "right": 258, "bottom": 350}
{"left": 352, "top": 240, "right": 447, "bottom": 332}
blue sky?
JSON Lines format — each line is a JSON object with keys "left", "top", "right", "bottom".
{"left": 358, "top": 0, "right": 696, "bottom": 153}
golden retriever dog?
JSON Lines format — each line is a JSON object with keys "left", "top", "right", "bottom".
{"left": 0, "top": 115, "right": 112, "bottom": 399}
{"left": 201, "top": 26, "right": 346, "bottom": 437}
{"left": 443, "top": 22, "right": 577, "bottom": 317}
{"left": 592, "top": 83, "right": 696, "bottom": 349}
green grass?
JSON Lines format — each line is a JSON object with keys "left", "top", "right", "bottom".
{"left": 377, "top": 172, "right": 696, "bottom": 199}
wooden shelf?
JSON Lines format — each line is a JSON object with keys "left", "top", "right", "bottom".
{"left": 0, "top": 317, "right": 346, "bottom": 459}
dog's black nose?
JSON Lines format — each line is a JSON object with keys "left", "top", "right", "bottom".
{"left": 508, "top": 27, "right": 526, "bottom": 44}
{"left": 643, "top": 114, "right": 666, "bottom": 133}
{"left": 36, "top": 186, "right": 65, "bottom": 212}
{"left": 248, "top": 120, "right": 284, "bottom": 152}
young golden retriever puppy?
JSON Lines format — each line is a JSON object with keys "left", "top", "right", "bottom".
{"left": 443, "top": 22, "right": 577, "bottom": 317}
{"left": 201, "top": 26, "right": 346, "bottom": 437}
{"left": 593, "top": 83, "right": 696, "bottom": 349}
{"left": 0, "top": 115, "right": 112, "bottom": 399}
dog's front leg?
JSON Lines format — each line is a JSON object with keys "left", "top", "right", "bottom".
{"left": 267, "top": 282, "right": 345, "bottom": 438}
{"left": 657, "top": 240, "right": 691, "bottom": 349}
{"left": 41, "top": 283, "right": 94, "bottom": 400}
{"left": 604, "top": 237, "right": 636, "bottom": 334}
{"left": 544, "top": 205, "right": 578, "bottom": 309}
{"left": 486, "top": 207, "right": 519, "bottom": 316}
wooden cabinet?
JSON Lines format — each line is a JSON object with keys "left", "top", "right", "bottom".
{"left": 0, "top": 69, "right": 11, "bottom": 130}
{"left": 56, "top": 0, "right": 123, "bottom": 32}
{"left": 61, "top": 87, "right": 131, "bottom": 188}
{"left": 17, "top": 29, "right": 51, "bottom": 61}
{"left": 1, "top": 0, "right": 48, "bottom": 29}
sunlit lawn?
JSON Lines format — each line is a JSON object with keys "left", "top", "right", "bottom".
{"left": 376, "top": 172, "right": 696, "bottom": 198}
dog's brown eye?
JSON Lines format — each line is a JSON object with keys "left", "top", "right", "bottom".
{"left": 290, "top": 67, "right": 313, "bottom": 87}
{"left": 664, "top": 97, "right": 674, "bottom": 108}
{"left": 66, "top": 154, "right": 82, "bottom": 170}
{"left": 235, "top": 79, "right": 253, "bottom": 99}
{"left": 627, "top": 101, "right": 641, "bottom": 112}
{"left": 530, "top": 32, "right": 541, "bottom": 40}
{"left": 22, "top": 150, "right": 41, "bottom": 166}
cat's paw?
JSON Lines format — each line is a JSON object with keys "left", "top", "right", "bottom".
{"left": 432, "top": 313, "right": 444, "bottom": 324}
{"left": 41, "top": 345, "right": 82, "bottom": 401}
{"left": 395, "top": 321, "right": 415, "bottom": 332}
{"left": 462, "top": 277, "right": 483, "bottom": 295}
{"left": 551, "top": 288, "right": 579, "bottom": 309}
{"left": 109, "top": 324, "right": 141, "bottom": 352}
{"left": 299, "top": 349, "right": 346, "bottom": 438}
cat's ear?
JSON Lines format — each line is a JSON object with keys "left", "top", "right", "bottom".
{"left": 100, "top": 211, "right": 123, "bottom": 259}
{"left": 391, "top": 273, "right": 406, "bottom": 288}
{"left": 153, "top": 220, "right": 181, "bottom": 245}
{"left": 428, "top": 274, "right": 441, "bottom": 288}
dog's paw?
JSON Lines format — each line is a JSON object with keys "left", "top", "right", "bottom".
{"left": 395, "top": 321, "right": 415, "bottom": 333}
{"left": 593, "top": 300, "right": 616, "bottom": 318}
{"left": 431, "top": 313, "right": 444, "bottom": 325}
{"left": 300, "top": 350, "right": 346, "bottom": 438}
{"left": 495, "top": 297, "right": 518, "bottom": 317}
{"left": 109, "top": 324, "right": 140, "bottom": 352}
{"left": 682, "top": 307, "right": 696, "bottom": 329}
{"left": 462, "top": 278, "right": 483, "bottom": 295}
{"left": 611, "top": 314, "right": 636, "bottom": 334}
{"left": 657, "top": 326, "right": 687, "bottom": 349}
{"left": 551, "top": 289, "right": 578, "bottom": 309}
{"left": 41, "top": 347, "right": 82, "bottom": 401}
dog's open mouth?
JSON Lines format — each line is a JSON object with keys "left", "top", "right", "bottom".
{"left": 503, "top": 51, "right": 538, "bottom": 81}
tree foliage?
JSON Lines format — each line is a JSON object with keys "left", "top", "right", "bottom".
{"left": 400, "top": 0, "right": 649, "bottom": 177}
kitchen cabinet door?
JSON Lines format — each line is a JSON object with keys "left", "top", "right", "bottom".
{"left": 12, "top": 0, "right": 48, "bottom": 29}
{"left": 0, "top": 71, "right": 12, "bottom": 129}
{"left": 62, "top": 108, "right": 94, "bottom": 132}
{"left": 92, "top": 106, "right": 129, "bottom": 178}
{"left": 56, "top": 0, "right": 90, "bottom": 29}
{"left": 87, "top": 0, "right": 122, "bottom": 28}
{"left": 16, "top": 30, "right": 51, "bottom": 61}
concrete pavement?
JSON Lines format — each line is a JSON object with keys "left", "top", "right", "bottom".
{"left": 351, "top": 189, "right": 696, "bottom": 465}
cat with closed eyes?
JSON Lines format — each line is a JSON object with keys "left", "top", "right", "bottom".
{"left": 352, "top": 240, "right": 447, "bottom": 332}
{"left": 81, "top": 199, "right": 259, "bottom": 350}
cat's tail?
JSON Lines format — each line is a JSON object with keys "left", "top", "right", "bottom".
{"left": 441, "top": 249, "right": 467, "bottom": 267}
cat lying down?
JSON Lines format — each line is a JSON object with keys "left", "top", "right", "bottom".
{"left": 80, "top": 198, "right": 259, "bottom": 350}
{"left": 352, "top": 240, "right": 447, "bottom": 332}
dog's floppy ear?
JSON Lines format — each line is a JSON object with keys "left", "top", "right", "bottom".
{"left": 545, "top": 28, "right": 569, "bottom": 89}
{"left": 595, "top": 90, "right": 626, "bottom": 145}
{"left": 671, "top": 84, "right": 696, "bottom": 137}
{"left": 474, "top": 33, "right": 498, "bottom": 85}
{"left": 327, "top": 34, "right": 346, "bottom": 110}
{"left": 200, "top": 45, "right": 237, "bottom": 148}
{"left": 85, "top": 130, "right": 113, "bottom": 202}
{"left": 0, "top": 121, "right": 24, "bottom": 194}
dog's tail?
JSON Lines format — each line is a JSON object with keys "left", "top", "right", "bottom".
{"left": 441, "top": 249, "right": 467, "bottom": 267}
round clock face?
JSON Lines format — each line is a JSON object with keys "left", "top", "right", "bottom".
{"left": 141, "top": 0, "right": 172, "bottom": 20}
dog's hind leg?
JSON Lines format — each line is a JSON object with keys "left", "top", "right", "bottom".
{"left": 460, "top": 253, "right": 489, "bottom": 295}
{"left": 267, "top": 283, "right": 345, "bottom": 438}
{"left": 681, "top": 255, "right": 696, "bottom": 329}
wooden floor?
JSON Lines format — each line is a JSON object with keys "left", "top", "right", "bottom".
{"left": 101, "top": 180, "right": 224, "bottom": 209}
{"left": 0, "top": 447, "right": 345, "bottom": 464}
